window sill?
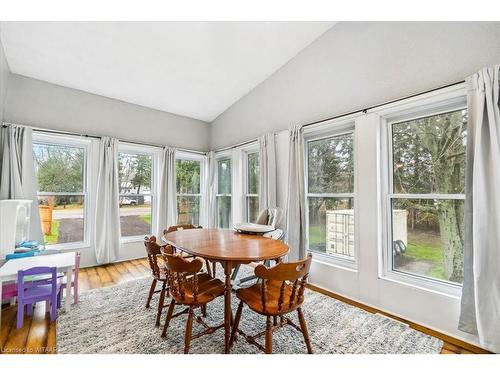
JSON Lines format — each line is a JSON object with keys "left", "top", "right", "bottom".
{"left": 309, "top": 250, "right": 358, "bottom": 272}
{"left": 121, "top": 236, "right": 148, "bottom": 244}
{"left": 44, "top": 242, "right": 90, "bottom": 251}
{"left": 379, "top": 271, "right": 462, "bottom": 299}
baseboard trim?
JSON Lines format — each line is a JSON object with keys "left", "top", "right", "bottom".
{"left": 306, "top": 283, "right": 491, "bottom": 354}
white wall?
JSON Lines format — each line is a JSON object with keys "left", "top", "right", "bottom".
{"left": 0, "top": 36, "right": 9, "bottom": 125}
{"left": 210, "top": 21, "right": 500, "bottom": 149}
{"left": 5, "top": 74, "right": 210, "bottom": 151}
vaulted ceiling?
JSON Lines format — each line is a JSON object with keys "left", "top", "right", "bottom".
{"left": 0, "top": 22, "right": 334, "bottom": 122}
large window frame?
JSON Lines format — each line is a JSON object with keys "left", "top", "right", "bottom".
{"left": 175, "top": 151, "right": 206, "bottom": 227}
{"left": 32, "top": 132, "right": 91, "bottom": 250}
{"left": 242, "top": 145, "right": 259, "bottom": 223}
{"left": 215, "top": 154, "right": 232, "bottom": 228}
{"left": 379, "top": 85, "right": 467, "bottom": 295}
{"left": 304, "top": 118, "right": 358, "bottom": 268}
{"left": 118, "top": 142, "right": 159, "bottom": 242}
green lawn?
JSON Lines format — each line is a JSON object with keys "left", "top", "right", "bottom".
{"left": 308, "top": 225, "right": 326, "bottom": 251}
{"left": 404, "top": 242, "right": 444, "bottom": 279}
{"left": 141, "top": 214, "right": 152, "bottom": 225}
{"left": 44, "top": 220, "right": 60, "bottom": 245}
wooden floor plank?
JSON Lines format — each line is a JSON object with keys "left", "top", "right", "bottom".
{"left": 2, "top": 307, "right": 33, "bottom": 354}
{"left": 122, "top": 261, "right": 143, "bottom": 278}
{"left": 85, "top": 267, "right": 102, "bottom": 290}
{"left": 0, "top": 305, "right": 16, "bottom": 351}
{"left": 25, "top": 302, "right": 49, "bottom": 354}
{"left": 95, "top": 266, "right": 113, "bottom": 286}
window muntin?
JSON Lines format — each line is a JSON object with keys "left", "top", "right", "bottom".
{"left": 216, "top": 158, "right": 232, "bottom": 228}
{"left": 306, "top": 131, "right": 355, "bottom": 260}
{"left": 118, "top": 151, "right": 153, "bottom": 238}
{"left": 176, "top": 158, "right": 202, "bottom": 225}
{"left": 245, "top": 151, "right": 259, "bottom": 222}
{"left": 33, "top": 140, "right": 87, "bottom": 246}
{"left": 388, "top": 108, "right": 467, "bottom": 285}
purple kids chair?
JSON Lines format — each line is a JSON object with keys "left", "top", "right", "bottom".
{"left": 16, "top": 266, "right": 62, "bottom": 329}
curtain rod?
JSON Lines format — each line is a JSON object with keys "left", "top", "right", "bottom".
{"left": 213, "top": 79, "right": 466, "bottom": 152}
{"left": 301, "top": 80, "right": 466, "bottom": 128}
{"left": 1, "top": 123, "right": 207, "bottom": 156}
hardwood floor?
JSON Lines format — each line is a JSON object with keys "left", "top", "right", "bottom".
{"left": 0, "top": 258, "right": 486, "bottom": 354}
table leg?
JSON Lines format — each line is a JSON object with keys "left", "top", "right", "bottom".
{"left": 65, "top": 266, "right": 73, "bottom": 312}
{"left": 224, "top": 260, "right": 233, "bottom": 354}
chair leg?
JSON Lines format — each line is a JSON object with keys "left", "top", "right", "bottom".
{"left": 231, "top": 265, "right": 240, "bottom": 281}
{"left": 297, "top": 308, "right": 313, "bottom": 354}
{"left": 16, "top": 303, "right": 24, "bottom": 329}
{"left": 161, "top": 299, "right": 176, "bottom": 338}
{"left": 201, "top": 304, "right": 207, "bottom": 317}
{"left": 265, "top": 316, "right": 273, "bottom": 354}
{"left": 146, "top": 279, "right": 157, "bottom": 308}
{"left": 205, "top": 260, "right": 212, "bottom": 276}
{"left": 212, "top": 262, "right": 217, "bottom": 278}
{"left": 156, "top": 281, "right": 167, "bottom": 327}
{"left": 57, "top": 291, "right": 62, "bottom": 308}
{"left": 50, "top": 295, "right": 57, "bottom": 321}
{"left": 229, "top": 301, "right": 244, "bottom": 349}
{"left": 184, "top": 306, "right": 194, "bottom": 354}
{"left": 46, "top": 300, "right": 50, "bottom": 313}
{"left": 73, "top": 281, "right": 79, "bottom": 304}
{"left": 27, "top": 303, "right": 34, "bottom": 316}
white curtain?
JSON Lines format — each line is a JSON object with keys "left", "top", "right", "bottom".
{"left": 205, "top": 151, "right": 217, "bottom": 228}
{"left": 258, "top": 132, "right": 277, "bottom": 211}
{"left": 94, "top": 137, "right": 121, "bottom": 264}
{"left": 459, "top": 65, "right": 500, "bottom": 353}
{"left": 286, "top": 125, "right": 307, "bottom": 260}
{"left": 0, "top": 124, "right": 43, "bottom": 242}
{"left": 157, "top": 146, "right": 177, "bottom": 237}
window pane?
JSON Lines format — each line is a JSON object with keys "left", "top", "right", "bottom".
{"left": 307, "top": 134, "right": 354, "bottom": 194}
{"left": 392, "top": 109, "right": 467, "bottom": 194}
{"left": 217, "top": 196, "right": 232, "bottom": 228}
{"left": 307, "top": 197, "right": 354, "bottom": 258}
{"left": 246, "top": 196, "right": 259, "bottom": 223}
{"left": 38, "top": 195, "right": 84, "bottom": 245}
{"left": 119, "top": 152, "right": 152, "bottom": 196}
{"left": 391, "top": 198, "right": 464, "bottom": 284}
{"left": 247, "top": 152, "right": 259, "bottom": 194}
{"left": 33, "top": 143, "right": 84, "bottom": 193}
{"left": 119, "top": 196, "right": 152, "bottom": 237}
{"left": 177, "top": 196, "right": 200, "bottom": 226}
{"left": 176, "top": 159, "right": 201, "bottom": 194}
{"left": 217, "top": 158, "right": 232, "bottom": 194}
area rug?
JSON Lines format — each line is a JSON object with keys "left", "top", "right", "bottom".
{"left": 57, "top": 272, "right": 443, "bottom": 354}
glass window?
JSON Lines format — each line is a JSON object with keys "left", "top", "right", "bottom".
{"left": 33, "top": 141, "right": 87, "bottom": 246}
{"left": 389, "top": 108, "right": 467, "bottom": 284}
{"left": 118, "top": 151, "right": 153, "bottom": 238}
{"left": 216, "top": 158, "right": 232, "bottom": 228}
{"left": 176, "top": 159, "right": 201, "bottom": 225}
{"left": 306, "top": 132, "right": 355, "bottom": 259}
{"left": 246, "top": 152, "right": 259, "bottom": 222}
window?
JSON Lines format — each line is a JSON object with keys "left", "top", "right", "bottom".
{"left": 33, "top": 135, "right": 88, "bottom": 247}
{"left": 176, "top": 158, "right": 202, "bottom": 225}
{"left": 118, "top": 147, "right": 154, "bottom": 238}
{"left": 387, "top": 106, "right": 467, "bottom": 285}
{"left": 216, "top": 158, "right": 232, "bottom": 228}
{"left": 245, "top": 151, "right": 259, "bottom": 222}
{"left": 306, "top": 131, "right": 355, "bottom": 260}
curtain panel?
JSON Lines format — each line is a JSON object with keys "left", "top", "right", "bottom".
{"left": 94, "top": 137, "right": 121, "bottom": 264}
{"left": 286, "top": 125, "right": 307, "bottom": 260}
{"left": 0, "top": 124, "right": 43, "bottom": 242}
{"left": 459, "top": 65, "right": 500, "bottom": 353}
{"left": 258, "top": 132, "right": 277, "bottom": 212}
{"left": 157, "top": 146, "right": 177, "bottom": 237}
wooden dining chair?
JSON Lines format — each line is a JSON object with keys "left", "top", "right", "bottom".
{"left": 160, "top": 251, "right": 225, "bottom": 353}
{"left": 144, "top": 236, "right": 171, "bottom": 327}
{"left": 164, "top": 224, "right": 216, "bottom": 277}
{"left": 229, "top": 254, "right": 313, "bottom": 354}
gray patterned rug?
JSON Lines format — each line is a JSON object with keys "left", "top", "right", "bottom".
{"left": 57, "top": 271, "right": 443, "bottom": 354}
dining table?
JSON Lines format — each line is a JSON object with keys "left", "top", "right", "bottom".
{"left": 163, "top": 228, "right": 289, "bottom": 353}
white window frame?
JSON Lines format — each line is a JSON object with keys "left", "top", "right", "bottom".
{"left": 175, "top": 151, "right": 206, "bottom": 227}
{"left": 303, "top": 118, "right": 358, "bottom": 269}
{"left": 118, "top": 142, "right": 159, "bottom": 243}
{"left": 378, "top": 84, "right": 467, "bottom": 296}
{"left": 242, "top": 144, "right": 259, "bottom": 222}
{"left": 32, "top": 132, "right": 91, "bottom": 250}
{"left": 215, "top": 153, "right": 233, "bottom": 228}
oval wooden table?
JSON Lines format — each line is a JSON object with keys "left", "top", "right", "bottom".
{"left": 163, "top": 228, "right": 289, "bottom": 353}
